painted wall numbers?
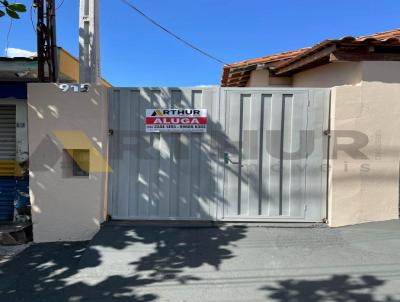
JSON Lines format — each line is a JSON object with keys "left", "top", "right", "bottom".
{"left": 59, "top": 83, "right": 91, "bottom": 93}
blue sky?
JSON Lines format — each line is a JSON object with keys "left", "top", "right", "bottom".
{"left": 1, "top": 0, "right": 400, "bottom": 86}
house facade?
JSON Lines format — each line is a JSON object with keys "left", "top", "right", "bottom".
{"left": 3, "top": 29, "right": 400, "bottom": 243}
{"left": 222, "top": 29, "right": 400, "bottom": 227}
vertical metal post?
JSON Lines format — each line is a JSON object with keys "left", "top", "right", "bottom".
{"left": 36, "top": 0, "right": 45, "bottom": 81}
{"left": 36, "top": 0, "right": 58, "bottom": 82}
{"left": 48, "top": 0, "right": 58, "bottom": 82}
{"left": 79, "top": 0, "right": 101, "bottom": 84}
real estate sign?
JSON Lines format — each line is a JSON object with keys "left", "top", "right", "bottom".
{"left": 145, "top": 109, "right": 208, "bottom": 133}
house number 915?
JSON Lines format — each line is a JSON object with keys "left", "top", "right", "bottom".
{"left": 59, "top": 83, "right": 90, "bottom": 93}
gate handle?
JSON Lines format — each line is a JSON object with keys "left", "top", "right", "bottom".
{"left": 224, "top": 152, "right": 243, "bottom": 166}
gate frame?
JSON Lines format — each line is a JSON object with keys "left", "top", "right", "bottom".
{"left": 215, "top": 88, "right": 330, "bottom": 222}
{"left": 107, "top": 87, "right": 330, "bottom": 223}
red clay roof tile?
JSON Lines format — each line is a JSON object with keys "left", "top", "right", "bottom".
{"left": 221, "top": 28, "right": 400, "bottom": 86}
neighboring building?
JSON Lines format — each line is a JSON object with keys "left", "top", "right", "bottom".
{"left": 6, "top": 29, "right": 400, "bottom": 243}
{"left": 0, "top": 47, "right": 111, "bottom": 86}
{"left": 221, "top": 29, "right": 400, "bottom": 88}
{"left": 0, "top": 48, "right": 111, "bottom": 227}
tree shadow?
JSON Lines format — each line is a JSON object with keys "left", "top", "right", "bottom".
{"left": 261, "top": 274, "right": 397, "bottom": 302}
{"left": 0, "top": 225, "right": 247, "bottom": 301}
{"left": 108, "top": 87, "right": 262, "bottom": 220}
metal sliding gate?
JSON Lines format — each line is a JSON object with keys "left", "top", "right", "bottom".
{"left": 108, "top": 88, "right": 330, "bottom": 222}
{"left": 0, "top": 105, "right": 17, "bottom": 221}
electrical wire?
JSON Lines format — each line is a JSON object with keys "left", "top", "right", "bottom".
{"left": 30, "top": 4, "right": 36, "bottom": 33}
{"left": 119, "top": 0, "right": 228, "bottom": 65}
{"left": 56, "top": 0, "right": 65, "bottom": 10}
{"left": 5, "top": 18, "right": 13, "bottom": 57}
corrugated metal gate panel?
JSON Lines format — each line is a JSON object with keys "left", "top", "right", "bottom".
{"left": 108, "top": 88, "right": 219, "bottom": 220}
{"left": 222, "top": 91, "right": 308, "bottom": 219}
{"left": 0, "top": 105, "right": 16, "bottom": 221}
{"left": 108, "top": 88, "right": 329, "bottom": 222}
{"left": 220, "top": 89, "right": 329, "bottom": 221}
{"left": 281, "top": 93, "right": 308, "bottom": 217}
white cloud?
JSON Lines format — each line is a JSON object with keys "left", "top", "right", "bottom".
{"left": 4, "top": 48, "right": 37, "bottom": 58}
{"left": 194, "top": 85, "right": 218, "bottom": 88}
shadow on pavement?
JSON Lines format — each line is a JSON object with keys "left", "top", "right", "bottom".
{"left": 261, "top": 274, "right": 395, "bottom": 302}
{"left": 0, "top": 225, "right": 247, "bottom": 301}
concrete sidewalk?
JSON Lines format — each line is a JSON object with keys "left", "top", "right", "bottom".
{"left": 0, "top": 220, "right": 399, "bottom": 301}
{"left": 0, "top": 243, "right": 28, "bottom": 266}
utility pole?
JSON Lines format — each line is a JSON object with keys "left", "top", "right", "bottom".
{"left": 79, "top": 0, "right": 101, "bottom": 84}
{"left": 35, "top": 0, "right": 58, "bottom": 82}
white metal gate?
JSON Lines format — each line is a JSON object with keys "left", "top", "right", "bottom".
{"left": 108, "top": 87, "right": 329, "bottom": 222}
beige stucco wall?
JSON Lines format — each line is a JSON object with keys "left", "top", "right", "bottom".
{"left": 28, "top": 83, "right": 109, "bottom": 242}
{"left": 293, "top": 61, "right": 363, "bottom": 87}
{"left": 245, "top": 60, "right": 400, "bottom": 89}
{"left": 329, "top": 82, "right": 400, "bottom": 227}
{"left": 269, "top": 76, "right": 292, "bottom": 87}
{"left": 247, "top": 69, "right": 270, "bottom": 87}
{"left": 361, "top": 61, "right": 400, "bottom": 83}
{"left": 246, "top": 69, "right": 292, "bottom": 87}
{"left": 292, "top": 61, "right": 400, "bottom": 88}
